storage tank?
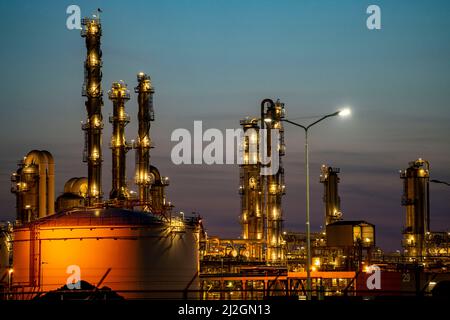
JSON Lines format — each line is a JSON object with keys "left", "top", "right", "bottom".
{"left": 12, "top": 208, "right": 200, "bottom": 299}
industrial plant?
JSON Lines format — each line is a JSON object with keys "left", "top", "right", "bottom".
{"left": 1, "top": 14, "right": 449, "bottom": 300}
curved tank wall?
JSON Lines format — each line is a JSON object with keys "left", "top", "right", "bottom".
{"left": 0, "top": 223, "right": 12, "bottom": 285}
{"left": 12, "top": 208, "right": 199, "bottom": 299}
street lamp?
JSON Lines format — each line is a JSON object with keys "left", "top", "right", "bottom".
{"left": 282, "top": 107, "right": 351, "bottom": 300}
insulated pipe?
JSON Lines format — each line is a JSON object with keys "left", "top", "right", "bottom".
{"left": 149, "top": 165, "right": 170, "bottom": 213}
{"left": 41, "top": 150, "right": 55, "bottom": 215}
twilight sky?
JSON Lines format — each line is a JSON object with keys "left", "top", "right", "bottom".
{"left": 0, "top": 0, "right": 449, "bottom": 251}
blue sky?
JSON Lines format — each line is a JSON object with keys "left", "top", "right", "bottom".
{"left": 1, "top": 0, "right": 449, "bottom": 251}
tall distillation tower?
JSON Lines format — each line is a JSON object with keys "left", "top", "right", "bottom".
{"left": 320, "top": 165, "right": 342, "bottom": 227}
{"left": 401, "top": 158, "right": 430, "bottom": 260}
{"left": 263, "top": 100, "right": 286, "bottom": 263}
{"left": 240, "top": 118, "right": 264, "bottom": 259}
{"left": 134, "top": 72, "right": 155, "bottom": 208}
{"left": 240, "top": 99, "right": 286, "bottom": 263}
{"left": 108, "top": 81, "right": 131, "bottom": 200}
{"left": 81, "top": 16, "right": 103, "bottom": 205}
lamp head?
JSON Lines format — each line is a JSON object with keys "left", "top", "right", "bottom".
{"left": 338, "top": 108, "right": 351, "bottom": 117}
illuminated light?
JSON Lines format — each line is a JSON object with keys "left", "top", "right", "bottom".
{"left": 365, "top": 238, "right": 371, "bottom": 243}
{"left": 25, "top": 205, "right": 31, "bottom": 209}
{"left": 91, "top": 185, "right": 99, "bottom": 197}
{"left": 271, "top": 237, "right": 277, "bottom": 245}
{"left": 338, "top": 108, "right": 351, "bottom": 117}
{"left": 89, "top": 54, "right": 98, "bottom": 66}
{"left": 92, "top": 149, "right": 99, "bottom": 160}
{"left": 231, "top": 250, "right": 238, "bottom": 258}
{"left": 311, "top": 266, "right": 317, "bottom": 272}
{"left": 313, "top": 257, "right": 321, "bottom": 267}
{"left": 8, "top": 268, "right": 13, "bottom": 274}
{"left": 89, "top": 24, "right": 98, "bottom": 34}
{"left": 269, "top": 184, "right": 278, "bottom": 194}
{"left": 264, "top": 117, "right": 272, "bottom": 123}
{"left": 272, "top": 209, "right": 279, "bottom": 219}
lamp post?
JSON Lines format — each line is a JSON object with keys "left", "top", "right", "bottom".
{"left": 282, "top": 108, "right": 351, "bottom": 300}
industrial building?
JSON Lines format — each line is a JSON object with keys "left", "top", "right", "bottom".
{"left": 0, "top": 13, "right": 449, "bottom": 300}
{"left": 1, "top": 15, "right": 201, "bottom": 300}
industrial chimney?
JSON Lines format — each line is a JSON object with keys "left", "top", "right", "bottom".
{"left": 81, "top": 16, "right": 103, "bottom": 205}
{"left": 134, "top": 72, "right": 155, "bottom": 207}
{"left": 108, "top": 81, "right": 131, "bottom": 200}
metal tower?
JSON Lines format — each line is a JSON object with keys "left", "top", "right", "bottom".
{"left": 134, "top": 72, "right": 155, "bottom": 207}
{"left": 108, "top": 81, "right": 131, "bottom": 200}
{"left": 401, "top": 158, "right": 430, "bottom": 260}
{"left": 320, "top": 165, "right": 342, "bottom": 226}
{"left": 81, "top": 16, "right": 103, "bottom": 205}
{"left": 239, "top": 99, "right": 286, "bottom": 263}
{"left": 263, "top": 99, "right": 286, "bottom": 263}
{"left": 240, "top": 118, "right": 264, "bottom": 259}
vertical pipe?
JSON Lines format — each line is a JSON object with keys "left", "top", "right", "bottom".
{"left": 305, "top": 130, "right": 312, "bottom": 300}
{"left": 37, "top": 157, "right": 47, "bottom": 219}
{"left": 46, "top": 154, "right": 55, "bottom": 215}
{"left": 108, "top": 81, "right": 131, "bottom": 200}
{"left": 40, "top": 151, "right": 55, "bottom": 216}
{"left": 81, "top": 16, "right": 103, "bottom": 205}
{"left": 134, "top": 72, "right": 154, "bottom": 205}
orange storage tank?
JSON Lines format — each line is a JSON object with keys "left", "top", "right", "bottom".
{"left": 12, "top": 208, "right": 200, "bottom": 299}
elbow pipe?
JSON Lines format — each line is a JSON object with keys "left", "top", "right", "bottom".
{"left": 260, "top": 99, "right": 275, "bottom": 130}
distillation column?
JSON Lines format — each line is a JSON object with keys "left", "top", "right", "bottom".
{"left": 320, "top": 165, "right": 342, "bottom": 226}
{"left": 263, "top": 99, "right": 286, "bottom": 263}
{"left": 81, "top": 16, "right": 103, "bottom": 205}
{"left": 108, "top": 81, "right": 131, "bottom": 200}
{"left": 239, "top": 118, "right": 264, "bottom": 259}
{"left": 400, "top": 158, "right": 430, "bottom": 260}
{"left": 134, "top": 73, "right": 155, "bottom": 206}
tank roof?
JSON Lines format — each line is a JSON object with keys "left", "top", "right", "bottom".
{"left": 20, "top": 207, "right": 163, "bottom": 228}
{"left": 327, "top": 220, "right": 374, "bottom": 227}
